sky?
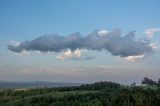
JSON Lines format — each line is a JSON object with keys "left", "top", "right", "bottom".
{"left": 0, "top": 0, "right": 160, "bottom": 84}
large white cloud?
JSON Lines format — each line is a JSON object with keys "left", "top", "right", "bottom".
{"left": 7, "top": 29, "right": 154, "bottom": 61}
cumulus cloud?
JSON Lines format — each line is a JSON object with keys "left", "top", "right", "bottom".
{"left": 56, "top": 49, "right": 94, "bottom": 60}
{"left": 125, "top": 55, "right": 144, "bottom": 62}
{"left": 8, "top": 29, "right": 153, "bottom": 60}
{"left": 98, "top": 29, "right": 109, "bottom": 36}
{"left": 56, "top": 49, "right": 84, "bottom": 60}
{"left": 145, "top": 28, "right": 160, "bottom": 38}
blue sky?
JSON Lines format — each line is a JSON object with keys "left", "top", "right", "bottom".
{"left": 0, "top": 0, "right": 160, "bottom": 84}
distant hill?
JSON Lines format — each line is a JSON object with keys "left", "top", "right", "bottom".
{"left": 0, "top": 81, "right": 81, "bottom": 89}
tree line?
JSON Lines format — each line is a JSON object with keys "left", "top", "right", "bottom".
{"left": 141, "top": 77, "right": 160, "bottom": 86}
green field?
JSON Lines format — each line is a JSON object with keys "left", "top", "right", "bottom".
{"left": 0, "top": 81, "right": 160, "bottom": 106}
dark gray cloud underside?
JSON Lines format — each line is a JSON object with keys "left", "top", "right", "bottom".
{"left": 8, "top": 29, "right": 153, "bottom": 57}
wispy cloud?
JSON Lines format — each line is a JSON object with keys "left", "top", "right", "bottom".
{"left": 149, "top": 42, "right": 158, "bottom": 49}
{"left": 145, "top": 28, "right": 160, "bottom": 38}
{"left": 9, "top": 50, "right": 30, "bottom": 56}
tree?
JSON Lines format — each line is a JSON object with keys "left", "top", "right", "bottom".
{"left": 131, "top": 82, "right": 136, "bottom": 87}
{"left": 158, "top": 78, "right": 160, "bottom": 86}
{"left": 141, "top": 77, "right": 156, "bottom": 85}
